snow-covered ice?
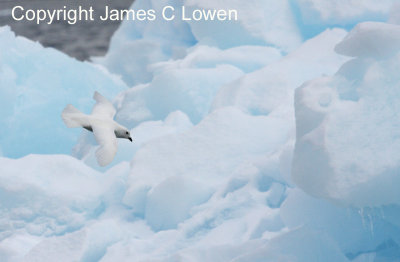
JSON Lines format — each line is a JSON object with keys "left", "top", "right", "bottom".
{"left": 2, "top": 0, "right": 400, "bottom": 261}
{"left": 0, "top": 27, "right": 127, "bottom": 159}
{"left": 293, "top": 22, "right": 400, "bottom": 207}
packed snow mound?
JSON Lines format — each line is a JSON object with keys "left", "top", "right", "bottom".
{"left": 98, "top": 0, "right": 302, "bottom": 87}
{"left": 95, "top": 0, "right": 197, "bottom": 86}
{"left": 0, "top": 26, "right": 127, "bottom": 158}
{"left": 152, "top": 45, "right": 283, "bottom": 74}
{"left": 293, "top": 21, "right": 400, "bottom": 207}
{"left": 292, "top": 0, "right": 396, "bottom": 39}
{"left": 0, "top": 155, "right": 104, "bottom": 240}
{"left": 113, "top": 64, "right": 243, "bottom": 127}
{"left": 295, "top": 0, "right": 394, "bottom": 25}
{"left": 389, "top": 3, "right": 400, "bottom": 24}
{"left": 0, "top": 154, "right": 129, "bottom": 260}
{"left": 233, "top": 227, "right": 349, "bottom": 262}
{"left": 109, "top": 43, "right": 285, "bottom": 128}
{"left": 212, "top": 28, "right": 349, "bottom": 116}
{"left": 335, "top": 22, "right": 400, "bottom": 58}
{"left": 23, "top": 220, "right": 123, "bottom": 262}
{"left": 145, "top": 176, "right": 213, "bottom": 231}
{"left": 185, "top": 0, "right": 302, "bottom": 52}
{"left": 123, "top": 107, "right": 291, "bottom": 225}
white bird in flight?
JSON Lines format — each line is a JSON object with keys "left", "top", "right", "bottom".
{"left": 62, "top": 91, "right": 132, "bottom": 166}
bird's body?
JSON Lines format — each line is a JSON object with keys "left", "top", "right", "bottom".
{"left": 62, "top": 92, "right": 132, "bottom": 166}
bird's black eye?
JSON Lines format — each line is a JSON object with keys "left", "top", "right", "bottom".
{"left": 126, "top": 131, "right": 129, "bottom": 134}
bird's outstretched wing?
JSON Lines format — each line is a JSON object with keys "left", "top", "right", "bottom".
{"left": 91, "top": 91, "right": 116, "bottom": 119}
{"left": 92, "top": 125, "right": 117, "bottom": 166}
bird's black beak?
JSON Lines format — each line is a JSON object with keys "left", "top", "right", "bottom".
{"left": 129, "top": 137, "right": 133, "bottom": 142}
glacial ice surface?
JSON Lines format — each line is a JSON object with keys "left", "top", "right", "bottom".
{"left": 0, "top": 27, "right": 127, "bottom": 158}
{"left": 2, "top": 0, "right": 400, "bottom": 261}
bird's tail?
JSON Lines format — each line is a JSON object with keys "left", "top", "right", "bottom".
{"left": 61, "top": 104, "right": 87, "bottom": 128}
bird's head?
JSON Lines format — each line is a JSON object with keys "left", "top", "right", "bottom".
{"left": 115, "top": 127, "right": 133, "bottom": 142}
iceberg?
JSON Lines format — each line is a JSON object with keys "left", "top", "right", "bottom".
{"left": 123, "top": 107, "right": 291, "bottom": 220}
{"left": 211, "top": 28, "right": 349, "bottom": 117}
{"left": 0, "top": 154, "right": 123, "bottom": 260}
{"left": 289, "top": 21, "right": 400, "bottom": 259}
{"left": 113, "top": 64, "right": 244, "bottom": 127}
{"left": 1, "top": 0, "right": 400, "bottom": 261}
{"left": 335, "top": 22, "right": 400, "bottom": 58}
{"left": 184, "top": 0, "right": 302, "bottom": 51}
{"left": 0, "top": 27, "right": 127, "bottom": 158}
{"left": 97, "top": 0, "right": 302, "bottom": 87}
{"left": 292, "top": 0, "right": 395, "bottom": 38}
{"left": 94, "top": 0, "right": 197, "bottom": 86}
{"left": 293, "top": 21, "right": 400, "bottom": 207}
